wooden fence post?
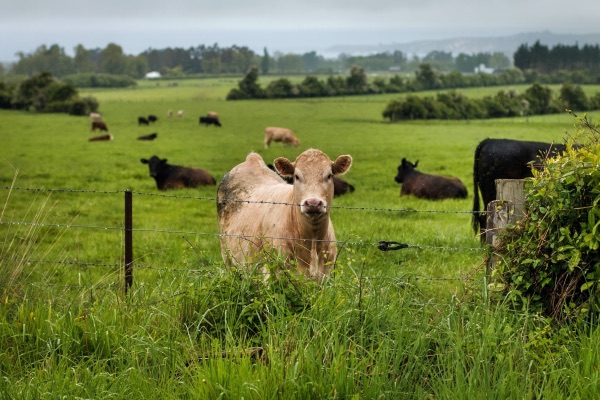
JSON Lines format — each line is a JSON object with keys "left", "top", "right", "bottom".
{"left": 124, "top": 190, "right": 133, "bottom": 294}
{"left": 486, "top": 179, "right": 525, "bottom": 277}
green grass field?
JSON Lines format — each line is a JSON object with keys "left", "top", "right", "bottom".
{"left": 1, "top": 79, "right": 599, "bottom": 398}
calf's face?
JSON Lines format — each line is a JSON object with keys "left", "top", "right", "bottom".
{"left": 395, "top": 158, "right": 418, "bottom": 183}
{"left": 140, "top": 156, "right": 166, "bottom": 177}
{"left": 274, "top": 149, "right": 352, "bottom": 222}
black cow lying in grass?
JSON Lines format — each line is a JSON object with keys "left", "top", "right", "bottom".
{"left": 137, "top": 132, "right": 158, "bottom": 141}
{"left": 395, "top": 158, "right": 467, "bottom": 200}
{"left": 199, "top": 116, "right": 222, "bottom": 127}
{"left": 140, "top": 155, "right": 216, "bottom": 190}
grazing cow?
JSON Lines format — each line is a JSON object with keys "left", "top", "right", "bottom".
{"left": 140, "top": 156, "right": 216, "bottom": 190}
{"left": 88, "top": 134, "right": 113, "bottom": 142}
{"left": 89, "top": 112, "right": 102, "bottom": 122}
{"left": 137, "top": 132, "right": 158, "bottom": 141}
{"left": 177, "top": 110, "right": 185, "bottom": 118}
{"left": 217, "top": 149, "right": 352, "bottom": 280}
{"left": 148, "top": 115, "right": 158, "bottom": 123}
{"left": 267, "top": 163, "right": 355, "bottom": 197}
{"left": 91, "top": 121, "right": 108, "bottom": 132}
{"left": 167, "top": 109, "right": 174, "bottom": 118}
{"left": 138, "top": 116, "right": 149, "bottom": 126}
{"left": 395, "top": 158, "right": 467, "bottom": 200}
{"left": 199, "top": 116, "right": 222, "bottom": 127}
{"left": 264, "top": 127, "right": 300, "bottom": 149}
{"left": 472, "top": 138, "right": 568, "bottom": 238}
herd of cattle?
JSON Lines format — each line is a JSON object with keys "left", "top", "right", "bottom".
{"left": 86, "top": 110, "right": 567, "bottom": 281}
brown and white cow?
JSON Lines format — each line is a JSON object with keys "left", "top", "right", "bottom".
{"left": 395, "top": 158, "right": 467, "bottom": 200}
{"left": 264, "top": 127, "right": 300, "bottom": 149}
{"left": 217, "top": 148, "right": 352, "bottom": 280}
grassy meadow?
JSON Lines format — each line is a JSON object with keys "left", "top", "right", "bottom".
{"left": 1, "top": 78, "right": 599, "bottom": 398}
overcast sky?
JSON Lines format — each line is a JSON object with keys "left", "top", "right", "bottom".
{"left": 1, "top": 0, "right": 598, "bottom": 61}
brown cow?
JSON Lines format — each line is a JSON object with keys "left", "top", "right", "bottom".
{"left": 88, "top": 134, "right": 113, "bottom": 142}
{"left": 91, "top": 121, "right": 108, "bottom": 132}
{"left": 217, "top": 148, "right": 352, "bottom": 280}
{"left": 140, "top": 156, "right": 216, "bottom": 190}
{"left": 264, "top": 127, "right": 300, "bottom": 149}
{"left": 207, "top": 111, "right": 219, "bottom": 119}
{"left": 395, "top": 158, "right": 467, "bottom": 200}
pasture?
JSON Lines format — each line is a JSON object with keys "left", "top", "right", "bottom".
{"left": 1, "top": 79, "right": 599, "bottom": 398}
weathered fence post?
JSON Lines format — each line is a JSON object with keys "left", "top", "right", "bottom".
{"left": 124, "top": 189, "right": 133, "bottom": 293}
{"left": 486, "top": 179, "right": 525, "bottom": 277}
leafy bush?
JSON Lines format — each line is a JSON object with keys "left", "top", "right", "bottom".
{"left": 62, "top": 73, "right": 136, "bottom": 88}
{"left": 494, "top": 116, "right": 600, "bottom": 322}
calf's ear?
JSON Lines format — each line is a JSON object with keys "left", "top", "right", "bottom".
{"left": 273, "top": 157, "right": 295, "bottom": 177}
{"left": 332, "top": 155, "right": 352, "bottom": 175}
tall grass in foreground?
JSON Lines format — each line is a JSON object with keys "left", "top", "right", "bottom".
{"left": 1, "top": 243, "right": 599, "bottom": 399}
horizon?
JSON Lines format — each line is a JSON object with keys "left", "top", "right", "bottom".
{"left": 2, "top": 0, "right": 599, "bottom": 63}
{"left": 2, "top": 29, "right": 599, "bottom": 65}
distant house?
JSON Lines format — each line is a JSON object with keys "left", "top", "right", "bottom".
{"left": 474, "top": 64, "right": 495, "bottom": 74}
{"left": 145, "top": 71, "right": 161, "bottom": 79}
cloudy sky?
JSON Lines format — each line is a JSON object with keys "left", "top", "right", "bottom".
{"left": 1, "top": 0, "right": 598, "bottom": 61}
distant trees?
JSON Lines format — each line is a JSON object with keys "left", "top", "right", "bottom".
{"left": 514, "top": 41, "right": 600, "bottom": 73}
{"left": 2, "top": 72, "right": 98, "bottom": 115}
{"left": 382, "top": 83, "right": 600, "bottom": 122}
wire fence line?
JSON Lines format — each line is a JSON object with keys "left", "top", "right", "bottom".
{"left": 1, "top": 185, "right": 487, "bottom": 291}
{"left": 2, "top": 186, "right": 480, "bottom": 215}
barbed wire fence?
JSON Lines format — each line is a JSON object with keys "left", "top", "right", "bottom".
{"left": 1, "top": 185, "right": 489, "bottom": 295}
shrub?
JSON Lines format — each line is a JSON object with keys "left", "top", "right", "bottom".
{"left": 494, "top": 115, "right": 600, "bottom": 322}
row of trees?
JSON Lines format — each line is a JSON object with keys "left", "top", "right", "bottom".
{"left": 3, "top": 42, "right": 515, "bottom": 80}
{"left": 0, "top": 72, "right": 98, "bottom": 115}
{"left": 514, "top": 41, "right": 600, "bottom": 73}
{"left": 381, "top": 83, "right": 600, "bottom": 121}
{"left": 226, "top": 62, "right": 600, "bottom": 101}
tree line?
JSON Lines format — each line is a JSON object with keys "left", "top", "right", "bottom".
{"left": 3, "top": 42, "right": 513, "bottom": 80}
{"left": 514, "top": 41, "right": 600, "bottom": 73}
{"left": 382, "top": 83, "right": 600, "bottom": 121}
{"left": 225, "top": 62, "right": 600, "bottom": 101}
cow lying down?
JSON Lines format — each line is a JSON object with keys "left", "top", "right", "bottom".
{"left": 140, "top": 155, "right": 216, "bottom": 190}
{"left": 217, "top": 149, "right": 352, "bottom": 280}
{"left": 395, "top": 158, "right": 467, "bottom": 200}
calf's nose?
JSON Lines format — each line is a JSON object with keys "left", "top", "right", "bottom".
{"left": 302, "top": 197, "right": 326, "bottom": 214}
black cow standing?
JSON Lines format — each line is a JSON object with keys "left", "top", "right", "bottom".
{"left": 148, "top": 115, "right": 158, "bottom": 123}
{"left": 138, "top": 116, "right": 149, "bottom": 126}
{"left": 395, "top": 158, "right": 467, "bottom": 200}
{"left": 472, "top": 138, "right": 568, "bottom": 239}
{"left": 199, "top": 116, "right": 222, "bottom": 127}
{"left": 140, "top": 156, "right": 216, "bottom": 190}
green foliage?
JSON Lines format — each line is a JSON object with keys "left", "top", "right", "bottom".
{"left": 62, "top": 73, "right": 137, "bottom": 88}
{"left": 383, "top": 83, "right": 600, "bottom": 121}
{"left": 495, "top": 116, "right": 600, "bottom": 321}
{"left": 180, "top": 264, "right": 318, "bottom": 346}
{"left": 3, "top": 72, "right": 99, "bottom": 115}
